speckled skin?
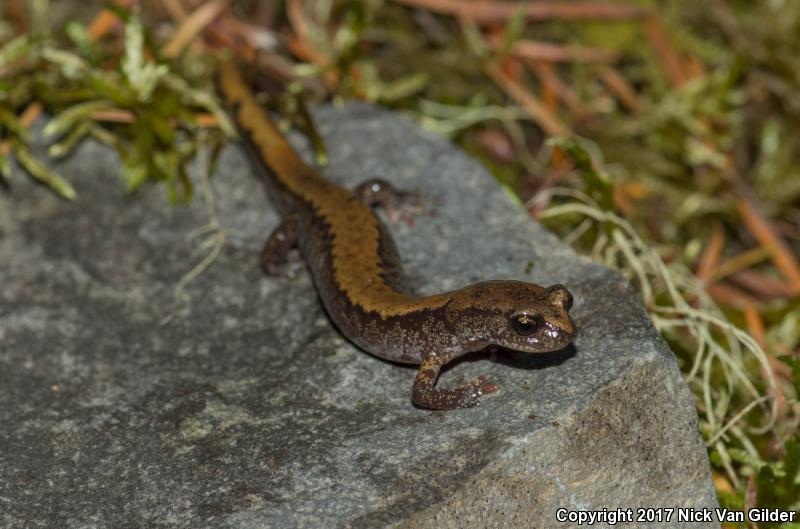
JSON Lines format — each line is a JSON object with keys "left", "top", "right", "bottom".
{"left": 218, "top": 60, "right": 577, "bottom": 409}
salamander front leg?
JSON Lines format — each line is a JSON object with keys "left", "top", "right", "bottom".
{"left": 412, "top": 353, "right": 498, "bottom": 410}
{"left": 261, "top": 216, "right": 302, "bottom": 276}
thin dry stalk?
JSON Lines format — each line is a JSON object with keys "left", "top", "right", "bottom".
{"left": 393, "top": 0, "right": 650, "bottom": 24}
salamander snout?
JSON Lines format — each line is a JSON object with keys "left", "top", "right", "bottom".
{"left": 504, "top": 282, "right": 577, "bottom": 352}
{"left": 447, "top": 280, "right": 577, "bottom": 354}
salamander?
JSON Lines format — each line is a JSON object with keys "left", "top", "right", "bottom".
{"left": 217, "top": 59, "right": 577, "bottom": 410}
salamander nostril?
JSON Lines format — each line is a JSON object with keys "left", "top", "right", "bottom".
{"left": 546, "top": 284, "right": 574, "bottom": 310}
{"left": 563, "top": 290, "right": 574, "bottom": 310}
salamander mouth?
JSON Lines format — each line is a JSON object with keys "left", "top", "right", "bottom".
{"left": 516, "top": 324, "right": 576, "bottom": 353}
{"left": 483, "top": 338, "right": 574, "bottom": 356}
{"left": 482, "top": 337, "right": 573, "bottom": 354}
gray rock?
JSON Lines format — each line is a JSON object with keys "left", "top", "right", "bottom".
{"left": 0, "top": 103, "right": 718, "bottom": 529}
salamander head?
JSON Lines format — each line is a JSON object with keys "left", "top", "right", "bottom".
{"left": 444, "top": 280, "right": 576, "bottom": 353}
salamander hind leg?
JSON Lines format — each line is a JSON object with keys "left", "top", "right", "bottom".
{"left": 353, "top": 178, "right": 437, "bottom": 226}
{"left": 261, "top": 216, "right": 303, "bottom": 277}
{"left": 412, "top": 353, "right": 498, "bottom": 410}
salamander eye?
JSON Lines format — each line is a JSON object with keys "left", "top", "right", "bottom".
{"left": 511, "top": 314, "right": 541, "bottom": 336}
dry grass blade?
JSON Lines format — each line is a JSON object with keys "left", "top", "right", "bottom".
{"left": 392, "top": 0, "right": 651, "bottom": 24}
{"left": 14, "top": 144, "right": 77, "bottom": 200}
{"left": 0, "top": 101, "right": 42, "bottom": 156}
{"left": 90, "top": 109, "right": 136, "bottom": 123}
{"left": 90, "top": 109, "right": 219, "bottom": 128}
{"left": 737, "top": 198, "right": 800, "bottom": 295}
{"left": 159, "top": 0, "right": 189, "bottom": 21}
{"left": 529, "top": 62, "right": 590, "bottom": 118}
{"left": 598, "top": 66, "right": 641, "bottom": 113}
{"left": 4, "top": 0, "right": 27, "bottom": 34}
{"left": 644, "top": 15, "right": 686, "bottom": 87}
{"left": 19, "top": 101, "right": 43, "bottom": 125}
{"left": 194, "top": 113, "right": 219, "bottom": 128}
{"left": 729, "top": 269, "right": 797, "bottom": 300}
{"left": 162, "top": 0, "right": 230, "bottom": 58}
{"left": 286, "top": 0, "right": 327, "bottom": 66}
{"left": 87, "top": 0, "right": 136, "bottom": 41}
{"left": 683, "top": 55, "right": 707, "bottom": 82}
{"left": 711, "top": 247, "right": 771, "bottom": 283}
{"left": 485, "top": 62, "right": 571, "bottom": 137}
{"left": 743, "top": 304, "right": 790, "bottom": 419}
{"left": 510, "top": 41, "right": 619, "bottom": 63}
{"left": 696, "top": 222, "right": 725, "bottom": 284}
{"left": 743, "top": 304, "right": 766, "bottom": 349}
{"left": 706, "top": 283, "right": 762, "bottom": 308}
{"left": 169, "top": 5, "right": 255, "bottom": 59}
{"left": 222, "top": 19, "right": 279, "bottom": 52}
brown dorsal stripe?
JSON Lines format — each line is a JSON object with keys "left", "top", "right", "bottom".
{"left": 218, "top": 59, "right": 450, "bottom": 317}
